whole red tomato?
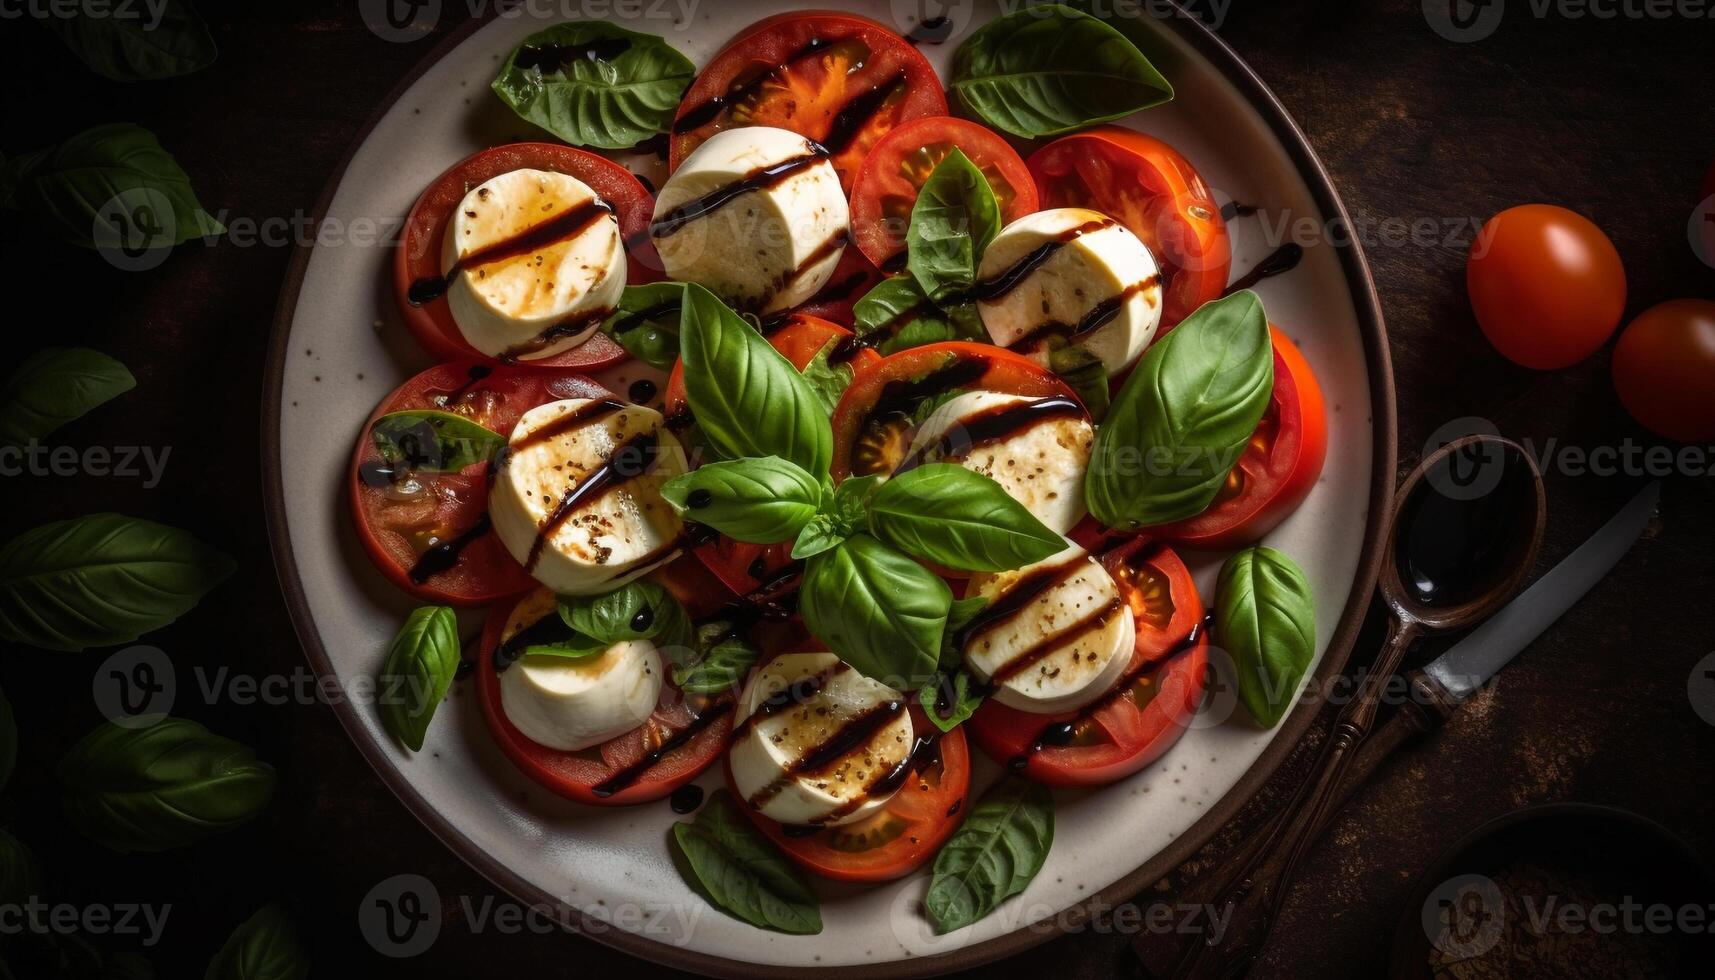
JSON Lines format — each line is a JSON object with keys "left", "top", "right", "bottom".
{"left": 1467, "top": 204, "right": 1626, "bottom": 370}
{"left": 1612, "top": 299, "right": 1715, "bottom": 442}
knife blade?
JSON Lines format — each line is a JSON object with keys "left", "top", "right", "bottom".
{"left": 1424, "top": 480, "right": 1659, "bottom": 701}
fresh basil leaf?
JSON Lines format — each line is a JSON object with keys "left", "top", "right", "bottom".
{"left": 0, "top": 827, "right": 42, "bottom": 911}
{"left": 911, "top": 389, "right": 965, "bottom": 427}
{"left": 600, "top": 282, "right": 686, "bottom": 371}
{"left": 521, "top": 632, "right": 608, "bottom": 662}
{"left": 789, "top": 515, "right": 847, "bottom": 561}
{"left": 829, "top": 473, "right": 884, "bottom": 532}
{"left": 492, "top": 22, "right": 694, "bottom": 150}
{"left": 679, "top": 284, "right": 832, "bottom": 476}
{"left": 854, "top": 275, "right": 956, "bottom": 354}
{"left": 58, "top": 716, "right": 276, "bottom": 853}
{"left": 204, "top": 901, "right": 308, "bottom": 980}
{"left": 800, "top": 337, "right": 857, "bottom": 417}
{"left": 1049, "top": 343, "right": 1110, "bottom": 423}
{"left": 949, "top": 4, "right": 1174, "bottom": 139}
{"left": 0, "top": 514, "right": 235, "bottom": 652}
{"left": 6, "top": 124, "right": 223, "bottom": 249}
{"left": 918, "top": 668, "right": 986, "bottom": 733}
{"left": 907, "top": 149, "right": 1002, "bottom": 305}
{"left": 673, "top": 625, "right": 762, "bottom": 696}
{"left": 799, "top": 535, "right": 950, "bottom": 687}
{"left": 41, "top": 0, "right": 217, "bottom": 82}
{"left": 1086, "top": 290, "right": 1273, "bottom": 529}
{"left": 925, "top": 774, "right": 1054, "bottom": 933}
{"left": 869, "top": 464, "right": 1064, "bottom": 572}
{"left": 1215, "top": 547, "right": 1315, "bottom": 728}
{"left": 942, "top": 594, "right": 990, "bottom": 670}
{"left": 377, "top": 607, "right": 460, "bottom": 753}
{"left": 370, "top": 410, "right": 504, "bottom": 473}
{"left": 0, "top": 348, "right": 135, "bottom": 448}
{"left": 557, "top": 579, "right": 693, "bottom": 652}
{"left": 671, "top": 790, "right": 822, "bottom": 934}
{"left": 0, "top": 685, "right": 15, "bottom": 794}
{"left": 660, "top": 456, "right": 822, "bottom": 544}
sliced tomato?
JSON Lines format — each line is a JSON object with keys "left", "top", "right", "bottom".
{"left": 830, "top": 342, "right": 1079, "bottom": 480}
{"left": 669, "top": 12, "right": 947, "bottom": 191}
{"left": 849, "top": 116, "right": 1039, "bottom": 270}
{"left": 966, "top": 540, "right": 1207, "bottom": 788}
{"left": 476, "top": 590, "right": 731, "bottom": 806}
{"left": 728, "top": 706, "right": 970, "bottom": 882}
{"left": 348, "top": 362, "right": 609, "bottom": 606}
{"left": 791, "top": 247, "right": 886, "bottom": 327}
{"left": 1150, "top": 326, "right": 1326, "bottom": 547}
{"left": 1028, "top": 128, "right": 1230, "bottom": 330}
{"left": 663, "top": 315, "right": 879, "bottom": 595}
{"left": 393, "top": 143, "right": 660, "bottom": 369}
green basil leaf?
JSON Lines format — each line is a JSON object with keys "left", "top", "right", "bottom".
{"left": 203, "top": 902, "right": 308, "bottom": 980}
{"left": 907, "top": 149, "right": 1002, "bottom": 305}
{"left": 377, "top": 607, "right": 460, "bottom": 753}
{"left": 800, "top": 337, "right": 856, "bottom": 417}
{"left": 673, "top": 625, "right": 762, "bottom": 696}
{"left": 41, "top": 0, "right": 217, "bottom": 82}
{"left": 799, "top": 535, "right": 950, "bottom": 687}
{"left": 370, "top": 410, "right": 505, "bottom": 473}
{"left": 925, "top": 774, "right": 1054, "bottom": 933}
{"left": 601, "top": 282, "right": 686, "bottom": 371}
{"left": 0, "top": 827, "right": 42, "bottom": 911}
{"left": 0, "top": 514, "right": 235, "bottom": 652}
{"left": 557, "top": 579, "right": 693, "bottom": 652}
{"left": 1049, "top": 343, "right": 1110, "bottom": 423}
{"left": 917, "top": 668, "right": 986, "bottom": 733}
{"left": 949, "top": 4, "right": 1173, "bottom": 139}
{"left": 869, "top": 464, "right": 1064, "bottom": 572}
{"left": 58, "top": 716, "right": 276, "bottom": 853}
{"left": 679, "top": 284, "right": 832, "bottom": 475}
{"left": 789, "top": 515, "right": 847, "bottom": 561}
{"left": 671, "top": 790, "right": 822, "bottom": 934}
{"left": 1215, "top": 547, "right": 1315, "bottom": 728}
{"left": 660, "top": 456, "right": 822, "bottom": 544}
{"left": 853, "top": 275, "right": 950, "bottom": 352}
{"left": 829, "top": 473, "right": 884, "bottom": 532}
{"left": 0, "top": 684, "right": 15, "bottom": 794}
{"left": 941, "top": 595, "right": 990, "bottom": 671}
{"left": 521, "top": 632, "right": 608, "bottom": 662}
{"left": 0, "top": 347, "right": 135, "bottom": 447}
{"left": 1086, "top": 290, "right": 1273, "bottom": 529}
{"left": 492, "top": 22, "right": 694, "bottom": 150}
{"left": 7, "top": 124, "right": 223, "bottom": 249}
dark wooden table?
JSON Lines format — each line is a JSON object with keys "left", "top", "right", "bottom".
{"left": 3, "top": 1, "right": 1712, "bottom": 977}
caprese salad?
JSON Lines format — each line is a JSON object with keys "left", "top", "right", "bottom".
{"left": 364, "top": 5, "right": 1328, "bottom": 937}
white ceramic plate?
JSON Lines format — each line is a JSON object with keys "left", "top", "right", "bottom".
{"left": 265, "top": 3, "right": 1395, "bottom": 975}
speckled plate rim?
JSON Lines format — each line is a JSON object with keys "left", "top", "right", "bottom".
{"left": 261, "top": 7, "right": 1397, "bottom": 976}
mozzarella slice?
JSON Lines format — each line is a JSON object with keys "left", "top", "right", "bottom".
{"left": 976, "top": 207, "right": 1163, "bottom": 376}
{"left": 489, "top": 398, "right": 688, "bottom": 595}
{"left": 651, "top": 126, "right": 847, "bottom": 314}
{"left": 442, "top": 168, "right": 626, "bottom": 361}
{"left": 728, "top": 652, "right": 914, "bottom": 827}
{"left": 496, "top": 590, "right": 663, "bottom": 751}
{"left": 963, "top": 541, "right": 1135, "bottom": 714}
{"left": 903, "top": 389, "right": 1093, "bottom": 534}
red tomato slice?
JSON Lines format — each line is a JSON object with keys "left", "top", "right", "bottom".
{"left": 1028, "top": 127, "right": 1230, "bottom": 330}
{"left": 849, "top": 116, "right": 1039, "bottom": 270}
{"left": 727, "top": 705, "right": 970, "bottom": 882}
{"left": 830, "top": 342, "right": 1080, "bottom": 481}
{"left": 1151, "top": 326, "right": 1327, "bottom": 547}
{"left": 965, "top": 540, "right": 1208, "bottom": 788}
{"left": 669, "top": 12, "right": 947, "bottom": 191}
{"left": 393, "top": 143, "right": 661, "bottom": 370}
{"left": 348, "top": 362, "right": 609, "bottom": 606}
{"left": 792, "top": 247, "right": 886, "bottom": 327}
{"left": 476, "top": 590, "right": 731, "bottom": 806}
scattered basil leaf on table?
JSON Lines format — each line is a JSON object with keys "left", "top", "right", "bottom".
{"left": 0, "top": 514, "right": 235, "bottom": 652}
{"left": 0, "top": 348, "right": 135, "bottom": 448}
{"left": 925, "top": 774, "right": 1054, "bottom": 933}
{"left": 678, "top": 284, "right": 832, "bottom": 475}
{"left": 799, "top": 534, "right": 951, "bottom": 688}
{"left": 204, "top": 901, "right": 309, "bottom": 980}
{"left": 59, "top": 716, "right": 276, "bottom": 853}
{"left": 1086, "top": 289, "right": 1274, "bottom": 529}
{"left": 4, "top": 123, "right": 224, "bottom": 249}
{"left": 671, "top": 791, "right": 822, "bottom": 934}
{"left": 492, "top": 22, "right": 695, "bottom": 150}
{"left": 0, "top": 685, "right": 14, "bottom": 793}
{"left": 0, "top": 827, "right": 42, "bottom": 911}
{"left": 949, "top": 4, "right": 1173, "bottom": 139}
{"left": 660, "top": 456, "right": 823, "bottom": 544}
{"left": 799, "top": 338, "right": 857, "bottom": 417}
{"left": 40, "top": 0, "right": 216, "bottom": 82}
{"left": 1049, "top": 343, "right": 1110, "bottom": 423}
{"left": 370, "top": 411, "right": 504, "bottom": 473}
{"left": 906, "top": 149, "right": 1002, "bottom": 305}
{"left": 673, "top": 623, "right": 762, "bottom": 696}
{"left": 1215, "top": 546, "right": 1316, "bottom": 728}
{"left": 869, "top": 464, "right": 1064, "bottom": 572}
{"left": 601, "top": 282, "right": 686, "bottom": 371}
{"left": 377, "top": 606, "right": 460, "bottom": 753}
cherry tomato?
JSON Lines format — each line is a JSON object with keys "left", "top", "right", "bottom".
{"left": 830, "top": 342, "right": 1079, "bottom": 481}
{"left": 393, "top": 144, "right": 660, "bottom": 369}
{"left": 1151, "top": 327, "right": 1326, "bottom": 547}
{"left": 1466, "top": 204, "right": 1626, "bottom": 370}
{"left": 965, "top": 540, "right": 1207, "bottom": 788}
{"left": 1027, "top": 127, "right": 1230, "bottom": 329}
{"left": 669, "top": 12, "right": 947, "bottom": 191}
{"left": 348, "top": 362, "right": 608, "bottom": 606}
{"left": 1612, "top": 299, "right": 1715, "bottom": 442}
{"left": 476, "top": 589, "right": 731, "bottom": 806}
{"left": 849, "top": 116, "right": 1039, "bottom": 270}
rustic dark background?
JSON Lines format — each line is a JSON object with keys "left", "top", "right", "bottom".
{"left": 2, "top": 0, "right": 1712, "bottom": 977}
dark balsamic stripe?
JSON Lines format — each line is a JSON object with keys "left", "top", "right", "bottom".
{"left": 966, "top": 218, "right": 1115, "bottom": 304}
{"left": 409, "top": 197, "right": 615, "bottom": 305}
{"left": 650, "top": 149, "right": 827, "bottom": 239}
{"left": 590, "top": 698, "right": 736, "bottom": 798}
{"left": 989, "top": 596, "right": 1124, "bottom": 685}
{"left": 892, "top": 394, "right": 1086, "bottom": 475}
{"left": 524, "top": 430, "right": 661, "bottom": 573}
{"left": 1005, "top": 276, "right": 1161, "bottom": 353}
